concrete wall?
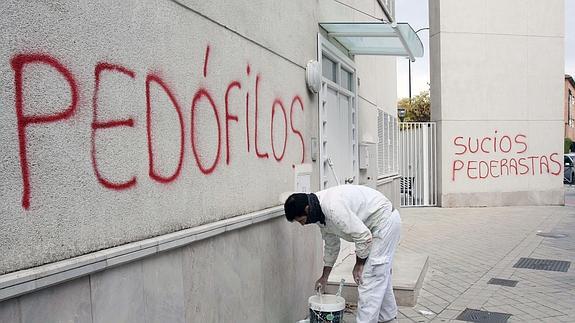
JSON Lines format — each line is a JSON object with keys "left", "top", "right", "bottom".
{"left": 0, "top": 0, "right": 323, "bottom": 320}
{"left": 357, "top": 55, "right": 401, "bottom": 208}
{"left": 357, "top": 55, "right": 400, "bottom": 208}
{"left": 0, "top": 0, "right": 317, "bottom": 274}
{"left": 0, "top": 217, "right": 321, "bottom": 323}
{"left": 0, "top": 0, "right": 400, "bottom": 321}
{"left": 430, "top": 0, "right": 565, "bottom": 207}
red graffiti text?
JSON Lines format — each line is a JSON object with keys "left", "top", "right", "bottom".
{"left": 7, "top": 49, "right": 305, "bottom": 210}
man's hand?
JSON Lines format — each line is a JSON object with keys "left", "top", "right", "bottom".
{"left": 315, "top": 266, "right": 333, "bottom": 293}
{"left": 353, "top": 256, "right": 367, "bottom": 285}
{"left": 315, "top": 276, "right": 328, "bottom": 292}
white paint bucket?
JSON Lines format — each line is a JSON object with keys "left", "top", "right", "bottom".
{"left": 308, "top": 294, "right": 345, "bottom": 323}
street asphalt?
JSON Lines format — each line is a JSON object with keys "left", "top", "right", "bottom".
{"left": 344, "top": 187, "right": 575, "bottom": 322}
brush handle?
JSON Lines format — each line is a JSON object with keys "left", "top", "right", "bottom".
{"left": 336, "top": 278, "right": 345, "bottom": 297}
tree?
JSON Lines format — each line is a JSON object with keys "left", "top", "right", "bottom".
{"left": 397, "top": 90, "right": 430, "bottom": 122}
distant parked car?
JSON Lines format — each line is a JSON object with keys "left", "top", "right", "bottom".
{"left": 565, "top": 154, "right": 575, "bottom": 184}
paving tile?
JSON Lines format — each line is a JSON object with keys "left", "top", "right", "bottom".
{"left": 522, "top": 306, "right": 550, "bottom": 319}
{"left": 509, "top": 313, "right": 537, "bottom": 322}
{"left": 466, "top": 300, "right": 488, "bottom": 309}
{"left": 410, "top": 316, "right": 429, "bottom": 322}
{"left": 400, "top": 307, "right": 421, "bottom": 317}
{"left": 436, "top": 309, "right": 461, "bottom": 319}
{"left": 536, "top": 305, "right": 566, "bottom": 317}
{"left": 396, "top": 309, "right": 410, "bottom": 318}
{"left": 445, "top": 303, "right": 467, "bottom": 311}
{"left": 395, "top": 205, "right": 575, "bottom": 322}
{"left": 536, "top": 317, "right": 565, "bottom": 323}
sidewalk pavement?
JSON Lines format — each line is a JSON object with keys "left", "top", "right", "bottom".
{"left": 344, "top": 203, "right": 575, "bottom": 322}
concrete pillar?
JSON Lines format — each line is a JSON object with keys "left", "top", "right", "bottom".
{"left": 430, "top": 0, "right": 565, "bottom": 206}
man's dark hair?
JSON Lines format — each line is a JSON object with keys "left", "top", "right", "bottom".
{"left": 284, "top": 193, "right": 308, "bottom": 221}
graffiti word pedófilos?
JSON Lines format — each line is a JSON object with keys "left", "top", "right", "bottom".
{"left": 451, "top": 132, "right": 561, "bottom": 181}
{"left": 8, "top": 48, "right": 305, "bottom": 210}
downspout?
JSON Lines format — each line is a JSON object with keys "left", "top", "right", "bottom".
{"left": 376, "top": 0, "right": 395, "bottom": 23}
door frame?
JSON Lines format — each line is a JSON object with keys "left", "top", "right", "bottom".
{"left": 318, "top": 34, "right": 359, "bottom": 189}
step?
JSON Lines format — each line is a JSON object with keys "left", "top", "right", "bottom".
{"left": 325, "top": 246, "right": 429, "bottom": 307}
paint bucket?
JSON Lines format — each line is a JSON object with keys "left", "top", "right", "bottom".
{"left": 308, "top": 294, "right": 345, "bottom": 323}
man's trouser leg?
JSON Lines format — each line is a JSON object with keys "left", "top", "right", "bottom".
{"left": 356, "top": 263, "right": 391, "bottom": 323}
{"left": 357, "top": 261, "right": 393, "bottom": 323}
{"left": 378, "top": 264, "right": 397, "bottom": 322}
{"left": 356, "top": 209, "right": 401, "bottom": 323}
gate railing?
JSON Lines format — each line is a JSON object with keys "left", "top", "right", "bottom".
{"left": 399, "top": 122, "right": 437, "bottom": 207}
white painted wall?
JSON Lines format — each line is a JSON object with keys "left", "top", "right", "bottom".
{"left": 357, "top": 56, "right": 400, "bottom": 206}
{"left": 0, "top": 1, "right": 399, "bottom": 320}
{"left": 430, "top": 0, "right": 565, "bottom": 206}
{"left": 0, "top": 0, "right": 316, "bottom": 274}
{"left": 0, "top": 218, "right": 321, "bottom": 323}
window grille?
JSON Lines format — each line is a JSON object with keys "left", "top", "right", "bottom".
{"left": 377, "top": 109, "right": 399, "bottom": 178}
{"left": 377, "top": 110, "right": 384, "bottom": 175}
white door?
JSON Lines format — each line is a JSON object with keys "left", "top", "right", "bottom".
{"left": 319, "top": 35, "right": 358, "bottom": 189}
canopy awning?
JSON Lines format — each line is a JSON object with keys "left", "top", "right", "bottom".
{"left": 320, "top": 22, "right": 424, "bottom": 60}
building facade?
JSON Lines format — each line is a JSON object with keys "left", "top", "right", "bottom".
{"left": 2, "top": 0, "right": 566, "bottom": 320}
{"left": 0, "top": 0, "right": 407, "bottom": 321}
{"left": 430, "top": 0, "right": 565, "bottom": 207}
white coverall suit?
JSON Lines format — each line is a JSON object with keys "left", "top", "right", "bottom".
{"left": 315, "top": 185, "right": 401, "bottom": 323}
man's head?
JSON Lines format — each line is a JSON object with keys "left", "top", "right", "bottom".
{"left": 284, "top": 193, "right": 309, "bottom": 225}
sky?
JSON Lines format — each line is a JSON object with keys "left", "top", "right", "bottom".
{"left": 395, "top": 0, "right": 575, "bottom": 100}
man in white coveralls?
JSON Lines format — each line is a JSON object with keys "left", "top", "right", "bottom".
{"left": 284, "top": 184, "right": 401, "bottom": 323}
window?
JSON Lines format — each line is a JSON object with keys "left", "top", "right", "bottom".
{"left": 341, "top": 68, "right": 353, "bottom": 91}
{"left": 377, "top": 109, "right": 399, "bottom": 178}
{"left": 321, "top": 54, "right": 337, "bottom": 83}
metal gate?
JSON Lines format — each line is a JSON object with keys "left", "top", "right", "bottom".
{"left": 399, "top": 122, "right": 437, "bottom": 207}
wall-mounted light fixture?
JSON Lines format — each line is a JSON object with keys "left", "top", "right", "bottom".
{"left": 398, "top": 108, "right": 406, "bottom": 122}
{"left": 305, "top": 60, "right": 321, "bottom": 93}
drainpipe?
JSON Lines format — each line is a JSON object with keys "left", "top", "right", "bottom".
{"left": 376, "top": 0, "right": 394, "bottom": 23}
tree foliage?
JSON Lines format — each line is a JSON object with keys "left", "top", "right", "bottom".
{"left": 566, "top": 137, "right": 573, "bottom": 153}
{"left": 397, "top": 90, "right": 430, "bottom": 122}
